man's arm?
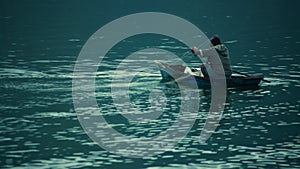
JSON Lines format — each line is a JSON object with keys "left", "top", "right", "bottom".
{"left": 191, "top": 47, "right": 203, "bottom": 56}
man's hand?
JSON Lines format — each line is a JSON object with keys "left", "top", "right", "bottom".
{"left": 191, "top": 47, "right": 200, "bottom": 55}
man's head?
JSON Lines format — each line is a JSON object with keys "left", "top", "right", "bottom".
{"left": 210, "top": 35, "right": 222, "bottom": 46}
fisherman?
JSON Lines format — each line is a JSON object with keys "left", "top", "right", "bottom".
{"left": 191, "top": 35, "right": 232, "bottom": 79}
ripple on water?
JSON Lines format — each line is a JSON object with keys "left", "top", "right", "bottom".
{"left": 1, "top": 32, "right": 300, "bottom": 169}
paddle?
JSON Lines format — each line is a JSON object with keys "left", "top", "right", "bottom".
{"left": 191, "top": 49, "right": 271, "bottom": 83}
{"left": 232, "top": 70, "right": 271, "bottom": 83}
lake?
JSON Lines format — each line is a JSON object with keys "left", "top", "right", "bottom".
{"left": 0, "top": 0, "right": 299, "bottom": 168}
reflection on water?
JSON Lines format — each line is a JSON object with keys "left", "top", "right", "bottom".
{"left": 1, "top": 38, "right": 299, "bottom": 168}
{"left": 1, "top": 2, "right": 300, "bottom": 168}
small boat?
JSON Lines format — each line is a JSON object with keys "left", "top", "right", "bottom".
{"left": 155, "top": 61, "right": 265, "bottom": 88}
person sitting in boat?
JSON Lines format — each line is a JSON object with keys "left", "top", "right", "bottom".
{"left": 191, "top": 35, "right": 232, "bottom": 79}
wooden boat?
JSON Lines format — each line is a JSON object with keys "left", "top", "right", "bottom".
{"left": 156, "top": 61, "right": 264, "bottom": 88}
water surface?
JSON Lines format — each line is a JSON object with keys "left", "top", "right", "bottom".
{"left": 1, "top": 0, "right": 299, "bottom": 168}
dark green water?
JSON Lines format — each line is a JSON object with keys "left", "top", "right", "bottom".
{"left": 1, "top": 0, "right": 300, "bottom": 168}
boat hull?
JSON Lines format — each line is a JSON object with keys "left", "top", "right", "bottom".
{"left": 157, "top": 62, "right": 263, "bottom": 88}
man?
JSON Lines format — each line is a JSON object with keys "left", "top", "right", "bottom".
{"left": 191, "top": 35, "right": 232, "bottom": 79}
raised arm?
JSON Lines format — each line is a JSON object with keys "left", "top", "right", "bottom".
{"left": 191, "top": 47, "right": 203, "bottom": 56}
